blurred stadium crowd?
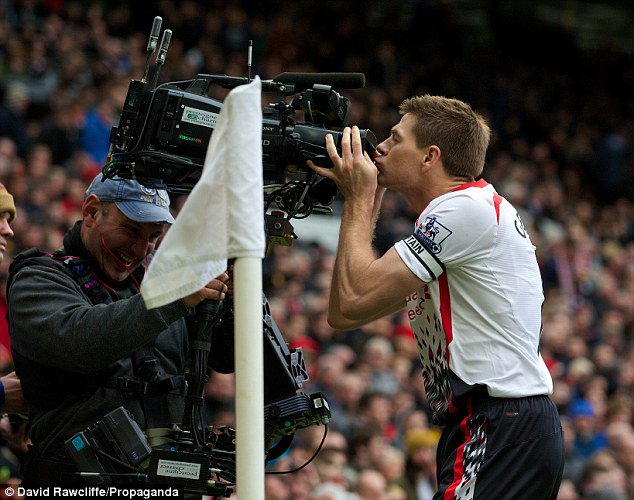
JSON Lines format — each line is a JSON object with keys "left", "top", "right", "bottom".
{"left": 0, "top": 1, "right": 632, "bottom": 499}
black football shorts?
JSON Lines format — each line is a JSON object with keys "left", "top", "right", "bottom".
{"left": 435, "top": 394, "right": 564, "bottom": 500}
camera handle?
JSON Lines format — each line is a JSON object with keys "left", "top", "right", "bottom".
{"left": 182, "top": 299, "right": 222, "bottom": 446}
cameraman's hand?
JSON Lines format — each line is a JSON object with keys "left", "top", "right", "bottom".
{"left": 307, "top": 126, "right": 378, "bottom": 203}
{"left": 1, "top": 372, "right": 27, "bottom": 414}
{"left": 183, "top": 271, "right": 230, "bottom": 309}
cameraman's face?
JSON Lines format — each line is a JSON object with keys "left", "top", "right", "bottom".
{"left": 83, "top": 201, "right": 165, "bottom": 282}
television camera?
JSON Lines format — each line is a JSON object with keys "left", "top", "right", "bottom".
{"left": 66, "top": 16, "right": 378, "bottom": 497}
{"left": 101, "top": 17, "right": 377, "bottom": 246}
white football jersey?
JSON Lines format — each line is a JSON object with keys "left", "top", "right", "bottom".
{"left": 394, "top": 179, "right": 553, "bottom": 423}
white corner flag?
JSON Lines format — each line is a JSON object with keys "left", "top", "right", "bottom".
{"left": 141, "top": 76, "right": 265, "bottom": 308}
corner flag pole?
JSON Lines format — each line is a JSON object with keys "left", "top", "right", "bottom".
{"left": 234, "top": 256, "right": 264, "bottom": 498}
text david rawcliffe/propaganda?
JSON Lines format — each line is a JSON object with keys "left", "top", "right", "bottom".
{"left": 12, "top": 485, "right": 183, "bottom": 499}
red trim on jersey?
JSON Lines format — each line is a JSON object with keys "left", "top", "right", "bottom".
{"left": 439, "top": 273, "right": 453, "bottom": 357}
{"left": 418, "top": 179, "right": 489, "bottom": 222}
{"left": 445, "top": 401, "right": 473, "bottom": 499}
{"left": 493, "top": 193, "right": 502, "bottom": 224}
{"left": 452, "top": 178, "right": 488, "bottom": 192}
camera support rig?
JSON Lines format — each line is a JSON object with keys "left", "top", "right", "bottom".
{"left": 65, "top": 293, "right": 331, "bottom": 497}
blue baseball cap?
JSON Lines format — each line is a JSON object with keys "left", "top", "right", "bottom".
{"left": 85, "top": 173, "right": 175, "bottom": 224}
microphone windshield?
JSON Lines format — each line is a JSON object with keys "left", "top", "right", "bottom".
{"left": 272, "top": 72, "right": 366, "bottom": 91}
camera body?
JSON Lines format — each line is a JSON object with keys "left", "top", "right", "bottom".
{"left": 102, "top": 17, "right": 378, "bottom": 246}
{"left": 105, "top": 73, "right": 377, "bottom": 197}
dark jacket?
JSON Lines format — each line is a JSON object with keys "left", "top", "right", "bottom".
{"left": 7, "top": 222, "right": 192, "bottom": 460}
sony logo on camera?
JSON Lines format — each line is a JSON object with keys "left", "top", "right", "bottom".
{"left": 156, "top": 459, "right": 202, "bottom": 479}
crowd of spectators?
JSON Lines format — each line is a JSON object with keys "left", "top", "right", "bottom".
{"left": 0, "top": 1, "right": 632, "bottom": 499}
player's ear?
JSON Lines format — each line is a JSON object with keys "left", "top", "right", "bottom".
{"left": 422, "top": 145, "right": 441, "bottom": 164}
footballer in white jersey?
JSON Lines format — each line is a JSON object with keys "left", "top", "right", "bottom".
{"left": 309, "top": 96, "right": 564, "bottom": 500}
{"left": 394, "top": 179, "right": 553, "bottom": 424}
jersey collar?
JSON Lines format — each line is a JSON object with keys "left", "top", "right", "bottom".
{"left": 417, "top": 179, "right": 490, "bottom": 218}
{"left": 451, "top": 178, "right": 489, "bottom": 192}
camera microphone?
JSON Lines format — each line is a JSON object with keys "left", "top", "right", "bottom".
{"left": 272, "top": 72, "right": 365, "bottom": 91}
{"left": 156, "top": 29, "right": 172, "bottom": 67}
{"left": 142, "top": 16, "right": 162, "bottom": 83}
{"left": 147, "top": 16, "right": 162, "bottom": 53}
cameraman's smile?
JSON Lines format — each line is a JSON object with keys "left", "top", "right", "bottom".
{"left": 84, "top": 201, "right": 165, "bottom": 282}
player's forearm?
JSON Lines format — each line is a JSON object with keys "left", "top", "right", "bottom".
{"left": 327, "top": 259, "right": 366, "bottom": 330}
{"left": 331, "top": 199, "right": 377, "bottom": 317}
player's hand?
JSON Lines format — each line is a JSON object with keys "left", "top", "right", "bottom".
{"left": 307, "top": 126, "right": 378, "bottom": 202}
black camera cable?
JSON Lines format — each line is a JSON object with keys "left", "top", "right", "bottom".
{"left": 266, "top": 423, "right": 328, "bottom": 476}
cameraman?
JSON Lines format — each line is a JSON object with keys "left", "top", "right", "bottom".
{"left": 309, "top": 96, "right": 564, "bottom": 499}
{"left": 6, "top": 173, "right": 229, "bottom": 485}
